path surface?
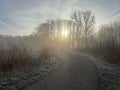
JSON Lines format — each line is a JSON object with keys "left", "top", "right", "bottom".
{"left": 24, "top": 52, "right": 99, "bottom": 90}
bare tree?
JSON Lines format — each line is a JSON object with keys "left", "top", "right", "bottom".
{"left": 82, "top": 10, "right": 95, "bottom": 48}
{"left": 71, "top": 10, "right": 95, "bottom": 48}
{"left": 71, "top": 10, "right": 83, "bottom": 48}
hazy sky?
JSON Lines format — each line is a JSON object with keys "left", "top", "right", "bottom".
{"left": 0, "top": 0, "right": 120, "bottom": 36}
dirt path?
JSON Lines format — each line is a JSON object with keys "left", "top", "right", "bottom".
{"left": 24, "top": 52, "right": 99, "bottom": 90}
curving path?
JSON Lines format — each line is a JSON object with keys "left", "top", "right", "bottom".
{"left": 24, "top": 52, "right": 99, "bottom": 90}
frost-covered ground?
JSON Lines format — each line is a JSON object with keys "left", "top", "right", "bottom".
{"left": 0, "top": 53, "right": 66, "bottom": 90}
{"left": 80, "top": 52, "right": 120, "bottom": 90}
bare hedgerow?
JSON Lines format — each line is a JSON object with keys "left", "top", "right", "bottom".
{"left": 39, "top": 46, "right": 55, "bottom": 63}
{"left": 0, "top": 41, "right": 32, "bottom": 72}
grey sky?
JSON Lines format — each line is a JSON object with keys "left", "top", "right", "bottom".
{"left": 0, "top": 0, "right": 120, "bottom": 36}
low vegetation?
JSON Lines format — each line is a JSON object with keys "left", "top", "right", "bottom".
{"left": 0, "top": 40, "right": 65, "bottom": 90}
{"left": 91, "top": 56, "right": 120, "bottom": 90}
{"left": 0, "top": 40, "right": 57, "bottom": 72}
{"left": 40, "top": 47, "right": 53, "bottom": 62}
{"left": 0, "top": 41, "right": 32, "bottom": 72}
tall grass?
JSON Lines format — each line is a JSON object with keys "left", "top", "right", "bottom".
{"left": 40, "top": 46, "right": 54, "bottom": 62}
{"left": 0, "top": 41, "right": 32, "bottom": 72}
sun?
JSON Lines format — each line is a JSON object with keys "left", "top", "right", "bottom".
{"left": 61, "top": 30, "right": 69, "bottom": 37}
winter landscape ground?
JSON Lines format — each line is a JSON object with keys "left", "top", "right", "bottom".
{"left": 79, "top": 52, "right": 120, "bottom": 90}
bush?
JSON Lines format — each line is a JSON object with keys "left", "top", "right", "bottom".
{"left": 40, "top": 46, "right": 54, "bottom": 62}
{"left": 40, "top": 47, "right": 50, "bottom": 61}
{"left": 0, "top": 41, "right": 32, "bottom": 72}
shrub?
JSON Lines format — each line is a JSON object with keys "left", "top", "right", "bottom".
{"left": 40, "top": 46, "right": 54, "bottom": 62}
{"left": 40, "top": 47, "right": 50, "bottom": 61}
{"left": 0, "top": 41, "right": 32, "bottom": 72}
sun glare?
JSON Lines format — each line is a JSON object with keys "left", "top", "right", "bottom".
{"left": 61, "top": 30, "right": 69, "bottom": 37}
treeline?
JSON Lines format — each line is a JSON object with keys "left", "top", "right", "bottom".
{"left": 35, "top": 10, "right": 95, "bottom": 49}
{"left": 33, "top": 10, "right": 120, "bottom": 63}
{"left": 96, "top": 22, "right": 120, "bottom": 63}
